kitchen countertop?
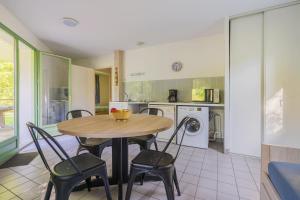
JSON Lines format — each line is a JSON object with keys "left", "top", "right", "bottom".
{"left": 148, "top": 102, "right": 224, "bottom": 107}
{"left": 111, "top": 101, "right": 224, "bottom": 107}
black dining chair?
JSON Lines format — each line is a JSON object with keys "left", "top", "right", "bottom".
{"left": 66, "top": 110, "right": 112, "bottom": 157}
{"left": 128, "top": 107, "right": 164, "bottom": 151}
{"left": 125, "top": 117, "right": 193, "bottom": 200}
{"left": 26, "top": 122, "right": 112, "bottom": 200}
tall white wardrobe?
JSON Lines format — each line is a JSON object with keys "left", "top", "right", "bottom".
{"left": 228, "top": 3, "right": 300, "bottom": 157}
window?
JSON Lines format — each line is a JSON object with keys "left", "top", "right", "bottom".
{"left": 0, "top": 28, "right": 15, "bottom": 143}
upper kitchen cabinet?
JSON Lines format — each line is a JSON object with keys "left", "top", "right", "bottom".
{"left": 38, "top": 52, "right": 71, "bottom": 134}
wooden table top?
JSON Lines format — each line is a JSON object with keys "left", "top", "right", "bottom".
{"left": 57, "top": 114, "right": 173, "bottom": 138}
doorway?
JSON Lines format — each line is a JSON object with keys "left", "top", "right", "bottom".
{"left": 95, "top": 68, "right": 112, "bottom": 115}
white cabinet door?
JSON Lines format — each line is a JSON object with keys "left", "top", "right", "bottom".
{"left": 264, "top": 4, "right": 300, "bottom": 147}
{"left": 229, "top": 14, "right": 263, "bottom": 157}
{"left": 71, "top": 65, "right": 95, "bottom": 114}
{"left": 149, "top": 105, "right": 175, "bottom": 142}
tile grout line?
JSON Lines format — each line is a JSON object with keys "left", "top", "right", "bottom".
{"left": 230, "top": 154, "right": 241, "bottom": 199}
{"left": 216, "top": 151, "right": 219, "bottom": 199}
{"left": 195, "top": 148, "right": 207, "bottom": 200}
{"left": 0, "top": 181, "right": 23, "bottom": 200}
{"left": 245, "top": 157, "right": 260, "bottom": 192}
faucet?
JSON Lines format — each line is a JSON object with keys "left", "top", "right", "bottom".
{"left": 123, "top": 92, "right": 129, "bottom": 102}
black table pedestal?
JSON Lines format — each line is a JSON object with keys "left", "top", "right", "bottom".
{"left": 112, "top": 138, "right": 128, "bottom": 200}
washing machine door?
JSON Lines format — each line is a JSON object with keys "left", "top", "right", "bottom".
{"left": 185, "top": 117, "right": 203, "bottom": 136}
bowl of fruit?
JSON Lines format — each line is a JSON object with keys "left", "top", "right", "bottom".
{"left": 110, "top": 108, "right": 132, "bottom": 120}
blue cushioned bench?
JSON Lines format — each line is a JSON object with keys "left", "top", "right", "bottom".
{"left": 268, "top": 161, "right": 300, "bottom": 200}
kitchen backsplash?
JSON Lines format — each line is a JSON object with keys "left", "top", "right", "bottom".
{"left": 123, "top": 76, "right": 224, "bottom": 103}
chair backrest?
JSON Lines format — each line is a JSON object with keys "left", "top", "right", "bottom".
{"left": 26, "top": 122, "right": 82, "bottom": 175}
{"left": 139, "top": 107, "right": 164, "bottom": 117}
{"left": 65, "top": 110, "right": 93, "bottom": 144}
{"left": 66, "top": 109, "right": 93, "bottom": 120}
{"left": 153, "top": 116, "right": 193, "bottom": 167}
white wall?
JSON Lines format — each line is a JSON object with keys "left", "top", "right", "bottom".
{"left": 73, "top": 33, "right": 225, "bottom": 81}
{"left": 74, "top": 53, "right": 114, "bottom": 68}
{"left": 0, "top": 4, "right": 49, "bottom": 51}
{"left": 73, "top": 34, "right": 225, "bottom": 101}
{"left": 124, "top": 34, "right": 224, "bottom": 82}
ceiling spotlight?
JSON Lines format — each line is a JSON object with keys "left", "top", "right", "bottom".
{"left": 136, "top": 41, "right": 145, "bottom": 46}
{"left": 62, "top": 17, "right": 79, "bottom": 27}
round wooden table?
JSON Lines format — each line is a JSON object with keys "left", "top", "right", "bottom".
{"left": 58, "top": 114, "right": 173, "bottom": 200}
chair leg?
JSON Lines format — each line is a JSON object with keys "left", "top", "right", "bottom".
{"left": 44, "top": 181, "right": 53, "bottom": 200}
{"left": 76, "top": 145, "right": 81, "bottom": 155}
{"left": 139, "top": 144, "right": 146, "bottom": 151}
{"left": 146, "top": 142, "right": 152, "bottom": 150}
{"left": 85, "top": 177, "right": 91, "bottom": 192}
{"left": 54, "top": 185, "right": 72, "bottom": 200}
{"left": 140, "top": 173, "right": 145, "bottom": 185}
{"left": 154, "top": 140, "right": 159, "bottom": 151}
{"left": 99, "top": 165, "right": 112, "bottom": 200}
{"left": 158, "top": 169, "right": 175, "bottom": 200}
{"left": 173, "top": 168, "right": 181, "bottom": 196}
{"left": 125, "top": 167, "right": 142, "bottom": 200}
{"left": 138, "top": 142, "right": 152, "bottom": 185}
{"left": 98, "top": 146, "right": 106, "bottom": 159}
{"left": 89, "top": 146, "right": 101, "bottom": 157}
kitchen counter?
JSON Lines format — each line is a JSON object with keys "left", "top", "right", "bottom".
{"left": 110, "top": 101, "right": 148, "bottom": 105}
{"left": 148, "top": 102, "right": 224, "bottom": 107}
{"left": 128, "top": 101, "right": 148, "bottom": 105}
{"left": 110, "top": 101, "right": 224, "bottom": 108}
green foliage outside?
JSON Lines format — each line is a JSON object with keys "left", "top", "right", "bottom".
{"left": 0, "top": 60, "right": 14, "bottom": 126}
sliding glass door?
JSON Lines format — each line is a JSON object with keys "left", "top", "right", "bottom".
{"left": 0, "top": 27, "right": 18, "bottom": 163}
{"left": 38, "top": 52, "right": 71, "bottom": 135}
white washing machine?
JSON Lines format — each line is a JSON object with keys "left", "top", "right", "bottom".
{"left": 177, "top": 106, "right": 209, "bottom": 149}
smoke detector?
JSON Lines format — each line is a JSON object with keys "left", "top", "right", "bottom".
{"left": 62, "top": 17, "right": 79, "bottom": 27}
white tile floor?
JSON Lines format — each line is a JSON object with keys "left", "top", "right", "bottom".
{"left": 0, "top": 136, "right": 261, "bottom": 200}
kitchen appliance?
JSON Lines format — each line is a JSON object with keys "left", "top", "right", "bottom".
{"left": 168, "top": 89, "right": 178, "bottom": 102}
{"left": 192, "top": 88, "right": 220, "bottom": 103}
{"left": 192, "top": 88, "right": 205, "bottom": 102}
{"left": 213, "top": 89, "right": 220, "bottom": 103}
{"left": 177, "top": 106, "right": 209, "bottom": 148}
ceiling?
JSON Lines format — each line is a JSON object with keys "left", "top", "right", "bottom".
{"left": 0, "top": 0, "right": 293, "bottom": 59}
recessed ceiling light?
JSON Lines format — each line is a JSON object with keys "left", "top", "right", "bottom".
{"left": 136, "top": 41, "right": 145, "bottom": 46}
{"left": 62, "top": 17, "right": 79, "bottom": 27}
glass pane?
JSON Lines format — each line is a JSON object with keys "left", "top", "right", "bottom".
{"left": 0, "top": 29, "right": 15, "bottom": 142}
{"left": 19, "top": 42, "right": 35, "bottom": 148}
{"left": 41, "top": 54, "right": 69, "bottom": 126}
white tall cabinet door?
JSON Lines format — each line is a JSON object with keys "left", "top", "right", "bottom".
{"left": 19, "top": 42, "right": 35, "bottom": 148}
{"left": 264, "top": 4, "right": 300, "bottom": 147}
{"left": 71, "top": 65, "right": 95, "bottom": 114}
{"left": 229, "top": 14, "right": 263, "bottom": 157}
